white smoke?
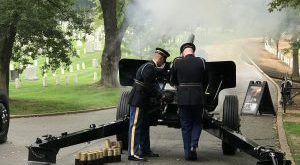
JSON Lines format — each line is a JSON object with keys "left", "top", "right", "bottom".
{"left": 124, "top": 0, "right": 285, "bottom": 56}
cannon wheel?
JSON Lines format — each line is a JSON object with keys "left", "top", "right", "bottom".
{"left": 222, "top": 95, "right": 240, "bottom": 155}
{"left": 116, "top": 91, "right": 130, "bottom": 150}
{"left": 0, "top": 91, "right": 9, "bottom": 144}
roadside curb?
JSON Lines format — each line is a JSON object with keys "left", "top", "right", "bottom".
{"left": 11, "top": 106, "right": 116, "bottom": 119}
{"left": 247, "top": 56, "right": 295, "bottom": 164}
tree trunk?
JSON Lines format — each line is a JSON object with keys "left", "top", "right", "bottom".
{"left": 0, "top": 22, "right": 17, "bottom": 96}
{"left": 99, "top": 0, "right": 128, "bottom": 88}
{"left": 276, "top": 39, "right": 279, "bottom": 57}
{"left": 291, "top": 34, "right": 299, "bottom": 78}
{"left": 292, "top": 46, "right": 299, "bottom": 78}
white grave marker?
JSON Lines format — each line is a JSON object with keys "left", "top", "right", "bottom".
{"left": 82, "top": 62, "right": 86, "bottom": 70}
{"left": 25, "top": 65, "right": 38, "bottom": 80}
{"left": 92, "top": 59, "right": 98, "bottom": 68}
{"left": 76, "top": 40, "right": 83, "bottom": 47}
{"left": 34, "top": 60, "right": 38, "bottom": 67}
{"left": 43, "top": 75, "right": 48, "bottom": 87}
{"left": 55, "top": 76, "right": 60, "bottom": 85}
{"left": 94, "top": 41, "right": 101, "bottom": 51}
{"left": 76, "top": 64, "right": 80, "bottom": 71}
{"left": 93, "top": 72, "right": 98, "bottom": 81}
{"left": 65, "top": 76, "right": 70, "bottom": 85}
{"left": 74, "top": 75, "right": 78, "bottom": 84}
{"left": 15, "top": 78, "right": 21, "bottom": 89}
{"left": 61, "top": 67, "right": 65, "bottom": 75}
{"left": 69, "top": 65, "right": 74, "bottom": 73}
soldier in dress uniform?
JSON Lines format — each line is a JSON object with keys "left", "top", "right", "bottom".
{"left": 128, "top": 48, "right": 170, "bottom": 161}
{"left": 170, "top": 43, "right": 208, "bottom": 161}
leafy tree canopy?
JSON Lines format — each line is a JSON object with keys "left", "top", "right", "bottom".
{"left": 269, "top": 0, "right": 300, "bottom": 12}
{"left": 0, "top": 0, "right": 92, "bottom": 74}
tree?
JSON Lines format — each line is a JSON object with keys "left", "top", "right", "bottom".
{"left": 0, "top": 0, "right": 91, "bottom": 96}
{"left": 269, "top": 1, "right": 300, "bottom": 78}
{"left": 98, "top": 0, "right": 129, "bottom": 87}
{"left": 269, "top": 0, "right": 300, "bottom": 12}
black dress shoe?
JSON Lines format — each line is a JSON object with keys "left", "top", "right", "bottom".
{"left": 190, "top": 150, "right": 197, "bottom": 160}
{"left": 190, "top": 147, "right": 197, "bottom": 161}
{"left": 128, "top": 155, "right": 146, "bottom": 161}
{"left": 141, "top": 151, "right": 160, "bottom": 157}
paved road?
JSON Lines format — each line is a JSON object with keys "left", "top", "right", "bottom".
{"left": 0, "top": 40, "right": 279, "bottom": 165}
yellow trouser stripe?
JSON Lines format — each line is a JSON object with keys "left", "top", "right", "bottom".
{"left": 130, "top": 107, "right": 140, "bottom": 155}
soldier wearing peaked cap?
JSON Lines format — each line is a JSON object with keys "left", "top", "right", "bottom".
{"left": 127, "top": 48, "right": 170, "bottom": 161}
{"left": 170, "top": 43, "right": 208, "bottom": 161}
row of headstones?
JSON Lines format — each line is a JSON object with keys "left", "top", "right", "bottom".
{"left": 77, "top": 40, "right": 102, "bottom": 53}
{"left": 10, "top": 59, "right": 99, "bottom": 81}
{"left": 14, "top": 72, "right": 99, "bottom": 89}
{"left": 77, "top": 29, "right": 104, "bottom": 53}
{"left": 264, "top": 40, "right": 293, "bottom": 69}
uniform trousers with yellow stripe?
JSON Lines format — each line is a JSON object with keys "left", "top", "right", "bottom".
{"left": 128, "top": 105, "right": 151, "bottom": 156}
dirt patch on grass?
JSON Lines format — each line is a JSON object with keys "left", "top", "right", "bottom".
{"left": 284, "top": 114, "right": 300, "bottom": 123}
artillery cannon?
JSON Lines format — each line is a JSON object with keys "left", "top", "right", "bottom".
{"left": 27, "top": 58, "right": 291, "bottom": 165}
{"left": 27, "top": 35, "right": 291, "bottom": 165}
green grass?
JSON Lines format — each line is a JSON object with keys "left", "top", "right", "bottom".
{"left": 7, "top": 33, "right": 198, "bottom": 115}
{"left": 9, "top": 41, "right": 128, "bottom": 115}
{"left": 284, "top": 121, "right": 300, "bottom": 165}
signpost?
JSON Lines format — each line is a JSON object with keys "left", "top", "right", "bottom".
{"left": 241, "top": 81, "right": 275, "bottom": 116}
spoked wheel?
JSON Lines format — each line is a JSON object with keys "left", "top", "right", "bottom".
{"left": 222, "top": 95, "right": 240, "bottom": 155}
{"left": 116, "top": 91, "right": 130, "bottom": 150}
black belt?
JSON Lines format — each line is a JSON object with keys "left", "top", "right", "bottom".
{"left": 179, "top": 83, "right": 201, "bottom": 87}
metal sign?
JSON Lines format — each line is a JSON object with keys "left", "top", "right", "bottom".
{"left": 241, "top": 81, "right": 275, "bottom": 116}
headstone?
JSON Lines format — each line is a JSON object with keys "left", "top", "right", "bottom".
{"left": 61, "top": 67, "right": 65, "bottom": 75}
{"left": 86, "top": 35, "right": 95, "bottom": 53}
{"left": 86, "top": 42, "right": 94, "bottom": 53}
{"left": 93, "top": 72, "right": 98, "bottom": 82}
{"left": 25, "top": 65, "right": 38, "bottom": 80}
{"left": 83, "top": 48, "right": 86, "bottom": 55}
{"left": 76, "top": 64, "right": 80, "bottom": 71}
{"left": 34, "top": 60, "right": 38, "bottom": 67}
{"left": 43, "top": 75, "right": 48, "bottom": 87}
{"left": 69, "top": 65, "right": 74, "bottom": 73}
{"left": 82, "top": 62, "right": 86, "bottom": 70}
{"left": 92, "top": 59, "right": 98, "bottom": 68}
{"left": 94, "top": 41, "right": 101, "bottom": 51}
{"left": 9, "top": 63, "right": 14, "bottom": 70}
{"left": 74, "top": 74, "right": 78, "bottom": 84}
{"left": 241, "top": 81, "right": 275, "bottom": 116}
{"left": 55, "top": 76, "right": 60, "bottom": 85}
{"left": 10, "top": 70, "right": 19, "bottom": 81}
{"left": 46, "top": 58, "right": 49, "bottom": 65}
{"left": 76, "top": 40, "right": 83, "bottom": 47}
{"left": 65, "top": 76, "right": 70, "bottom": 85}
{"left": 15, "top": 78, "right": 21, "bottom": 89}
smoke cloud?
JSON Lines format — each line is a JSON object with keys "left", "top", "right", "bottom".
{"left": 123, "top": 0, "right": 285, "bottom": 56}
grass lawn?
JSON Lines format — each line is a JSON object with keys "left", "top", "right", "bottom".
{"left": 7, "top": 33, "right": 190, "bottom": 115}
{"left": 284, "top": 121, "right": 300, "bottom": 165}
{"left": 9, "top": 42, "right": 129, "bottom": 115}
